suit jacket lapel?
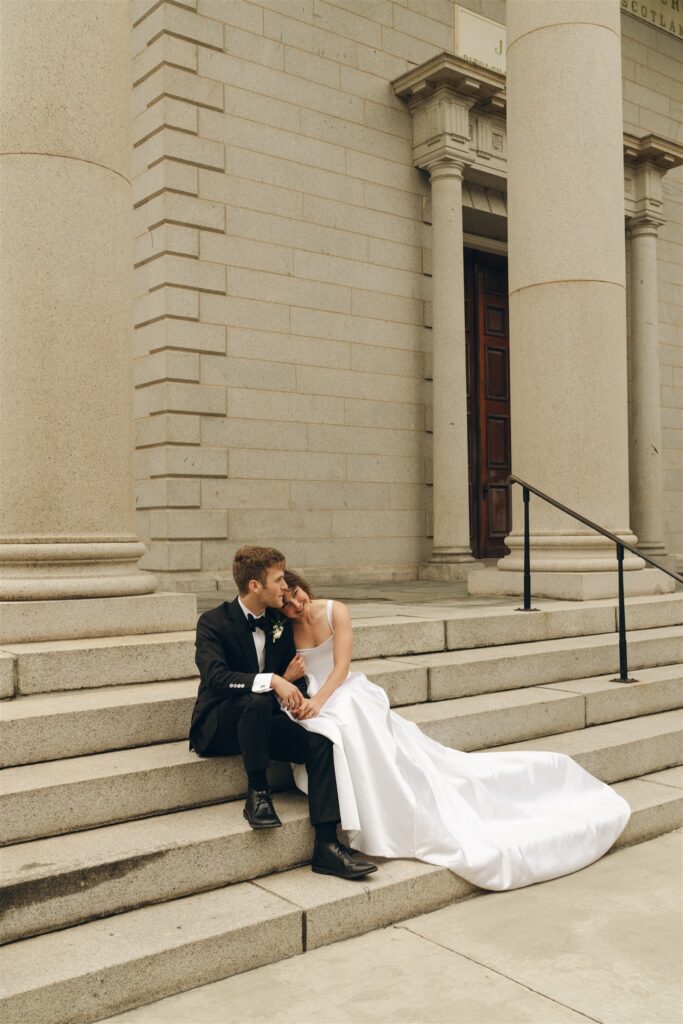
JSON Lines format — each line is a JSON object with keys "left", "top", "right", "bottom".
{"left": 223, "top": 598, "right": 259, "bottom": 674}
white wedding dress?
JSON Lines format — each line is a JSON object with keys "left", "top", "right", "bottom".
{"left": 290, "top": 601, "right": 631, "bottom": 891}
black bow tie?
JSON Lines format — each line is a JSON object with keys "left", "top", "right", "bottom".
{"left": 247, "top": 613, "right": 267, "bottom": 632}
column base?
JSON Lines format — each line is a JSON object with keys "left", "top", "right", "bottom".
{"left": 419, "top": 554, "right": 482, "bottom": 582}
{"left": 0, "top": 541, "right": 157, "bottom": 601}
{"left": 467, "top": 567, "right": 675, "bottom": 601}
{"left": 500, "top": 532, "right": 644, "bottom": 573}
{"left": 634, "top": 541, "right": 677, "bottom": 572}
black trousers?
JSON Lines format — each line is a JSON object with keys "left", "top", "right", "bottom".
{"left": 199, "top": 692, "right": 340, "bottom": 826}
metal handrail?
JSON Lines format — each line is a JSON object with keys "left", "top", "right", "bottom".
{"left": 508, "top": 474, "right": 682, "bottom": 683}
{"left": 510, "top": 476, "right": 683, "bottom": 584}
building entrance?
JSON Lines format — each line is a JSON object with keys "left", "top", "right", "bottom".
{"left": 464, "top": 249, "right": 511, "bottom": 559}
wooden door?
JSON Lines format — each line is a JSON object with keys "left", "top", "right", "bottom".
{"left": 464, "top": 250, "right": 511, "bottom": 559}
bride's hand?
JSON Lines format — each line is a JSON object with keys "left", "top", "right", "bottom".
{"left": 295, "top": 695, "right": 325, "bottom": 720}
{"left": 282, "top": 653, "right": 306, "bottom": 682}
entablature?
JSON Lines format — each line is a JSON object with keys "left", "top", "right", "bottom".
{"left": 623, "top": 133, "right": 683, "bottom": 224}
{"left": 393, "top": 54, "right": 683, "bottom": 219}
{"left": 392, "top": 52, "right": 507, "bottom": 188}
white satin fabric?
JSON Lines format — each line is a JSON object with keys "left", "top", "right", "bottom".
{"left": 290, "top": 602, "right": 630, "bottom": 891}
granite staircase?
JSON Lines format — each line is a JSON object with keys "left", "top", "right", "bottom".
{"left": 1, "top": 592, "right": 682, "bottom": 1023}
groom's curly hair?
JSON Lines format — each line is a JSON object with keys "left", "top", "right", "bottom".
{"left": 233, "top": 545, "right": 285, "bottom": 593}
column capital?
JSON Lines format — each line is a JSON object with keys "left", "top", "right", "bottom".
{"left": 423, "top": 156, "right": 468, "bottom": 181}
{"left": 624, "top": 133, "right": 683, "bottom": 226}
{"left": 392, "top": 53, "right": 505, "bottom": 174}
{"left": 627, "top": 213, "right": 664, "bottom": 237}
{"left": 623, "top": 132, "right": 683, "bottom": 173}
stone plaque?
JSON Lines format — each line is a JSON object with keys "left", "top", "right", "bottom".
{"left": 454, "top": 7, "right": 506, "bottom": 74}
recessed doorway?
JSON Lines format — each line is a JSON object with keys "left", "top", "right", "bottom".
{"left": 464, "top": 248, "right": 511, "bottom": 559}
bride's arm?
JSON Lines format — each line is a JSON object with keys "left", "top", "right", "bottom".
{"left": 296, "top": 601, "right": 352, "bottom": 719}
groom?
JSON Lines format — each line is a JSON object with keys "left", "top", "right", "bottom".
{"left": 189, "top": 544, "right": 377, "bottom": 880}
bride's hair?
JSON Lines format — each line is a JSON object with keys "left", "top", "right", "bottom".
{"left": 284, "top": 568, "right": 314, "bottom": 598}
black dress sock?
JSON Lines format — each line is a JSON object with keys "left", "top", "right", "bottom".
{"left": 248, "top": 770, "right": 268, "bottom": 791}
{"left": 315, "top": 821, "right": 338, "bottom": 843}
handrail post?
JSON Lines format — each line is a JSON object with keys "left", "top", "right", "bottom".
{"left": 613, "top": 543, "right": 635, "bottom": 683}
{"left": 523, "top": 486, "right": 531, "bottom": 611}
{"left": 515, "top": 484, "right": 538, "bottom": 612}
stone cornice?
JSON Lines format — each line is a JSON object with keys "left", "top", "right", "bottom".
{"left": 392, "top": 52, "right": 506, "bottom": 115}
{"left": 623, "top": 133, "right": 683, "bottom": 170}
{"left": 394, "top": 57, "right": 683, "bottom": 216}
{"left": 623, "top": 135, "right": 683, "bottom": 223}
{"left": 392, "top": 53, "right": 506, "bottom": 184}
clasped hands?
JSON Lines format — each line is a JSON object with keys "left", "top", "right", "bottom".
{"left": 271, "top": 654, "right": 324, "bottom": 720}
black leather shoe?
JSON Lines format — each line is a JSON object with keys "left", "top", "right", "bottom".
{"left": 243, "top": 788, "right": 282, "bottom": 829}
{"left": 311, "top": 840, "right": 378, "bottom": 879}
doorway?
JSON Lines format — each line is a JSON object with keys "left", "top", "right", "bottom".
{"left": 464, "top": 249, "right": 511, "bottom": 559}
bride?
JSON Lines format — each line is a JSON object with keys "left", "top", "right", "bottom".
{"left": 279, "top": 569, "right": 631, "bottom": 892}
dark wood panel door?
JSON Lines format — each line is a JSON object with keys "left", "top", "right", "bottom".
{"left": 464, "top": 250, "right": 511, "bottom": 559}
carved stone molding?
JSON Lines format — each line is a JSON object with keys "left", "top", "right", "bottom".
{"left": 394, "top": 56, "right": 683, "bottom": 214}
{"left": 623, "top": 133, "right": 683, "bottom": 224}
{"left": 392, "top": 52, "right": 506, "bottom": 187}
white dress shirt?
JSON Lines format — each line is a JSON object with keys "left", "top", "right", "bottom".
{"left": 237, "top": 596, "right": 273, "bottom": 693}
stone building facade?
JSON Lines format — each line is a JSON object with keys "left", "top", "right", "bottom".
{"left": 2, "top": 0, "right": 681, "bottom": 602}
{"left": 130, "top": 0, "right": 683, "bottom": 592}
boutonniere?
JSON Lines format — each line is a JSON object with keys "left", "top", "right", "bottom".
{"left": 271, "top": 621, "right": 284, "bottom": 643}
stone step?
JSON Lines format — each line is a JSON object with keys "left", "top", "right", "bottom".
{"left": 0, "top": 631, "right": 197, "bottom": 696}
{"left": 0, "top": 658, "right": 429, "bottom": 769}
{"left": 252, "top": 768, "right": 683, "bottom": 952}
{"left": 0, "top": 881, "right": 302, "bottom": 1024}
{"left": 0, "top": 793, "right": 311, "bottom": 945}
{"left": 2, "top": 692, "right": 681, "bottom": 846}
{"left": 2, "top": 594, "right": 680, "bottom": 698}
{"left": 0, "top": 741, "right": 292, "bottom": 846}
{"left": 396, "top": 625, "right": 683, "bottom": 700}
{"left": 0, "top": 678, "right": 199, "bottom": 768}
{"left": 490, "top": 709, "right": 683, "bottom": 783}
{"left": 400, "top": 665, "right": 683, "bottom": 750}
{"left": 543, "top": 664, "right": 683, "bottom": 725}
{"left": 3, "top": 760, "right": 680, "bottom": 948}
{"left": 0, "top": 651, "right": 14, "bottom": 699}
{"left": 1, "top": 767, "right": 680, "bottom": 1024}
{"left": 403, "top": 593, "right": 682, "bottom": 656}
{"left": 2, "top": 620, "right": 679, "bottom": 768}
{"left": 0, "top": 593, "right": 197, "bottom": 645}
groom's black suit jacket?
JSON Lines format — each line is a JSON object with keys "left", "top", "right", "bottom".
{"left": 189, "top": 598, "right": 307, "bottom": 753}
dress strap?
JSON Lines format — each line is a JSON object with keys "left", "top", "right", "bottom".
{"left": 326, "top": 599, "right": 334, "bottom": 629}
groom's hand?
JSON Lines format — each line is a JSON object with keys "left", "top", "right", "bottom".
{"left": 271, "top": 675, "right": 305, "bottom": 712}
{"left": 282, "top": 654, "right": 306, "bottom": 682}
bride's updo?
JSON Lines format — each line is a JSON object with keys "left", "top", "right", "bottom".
{"left": 284, "top": 568, "right": 314, "bottom": 598}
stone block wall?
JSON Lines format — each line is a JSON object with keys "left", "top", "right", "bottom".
{"left": 131, "top": 0, "right": 502, "bottom": 587}
{"left": 621, "top": 12, "right": 683, "bottom": 568}
{"left": 131, "top": 0, "right": 681, "bottom": 588}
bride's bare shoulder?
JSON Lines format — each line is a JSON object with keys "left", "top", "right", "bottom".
{"left": 309, "top": 598, "right": 329, "bottom": 621}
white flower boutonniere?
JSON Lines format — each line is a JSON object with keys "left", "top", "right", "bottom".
{"left": 271, "top": 621, "right": 284, "bottom": 643}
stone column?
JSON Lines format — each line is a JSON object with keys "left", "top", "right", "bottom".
{"left": 469, "top": 0, "right": 672, "bottom": 600}
{"left": 421, "top": 157, "right": 475, "bottom": 579}
{"left": 628, "top": 214, "right": 667, "bottom": 560}
{"left": 0, "top": 0, "right": 155, "bottom": 599}
{"left": 391, "top": 68, "right": 491, "bottom": 581}
{"left": 622, "top": 138, "right": 683, "bottom": 565}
